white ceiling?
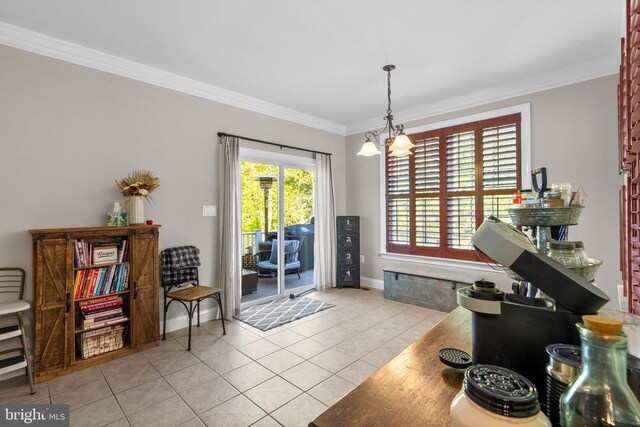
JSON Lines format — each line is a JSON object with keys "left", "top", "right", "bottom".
{"left": 0, "top": 1, "right": 623, "bottom": 134}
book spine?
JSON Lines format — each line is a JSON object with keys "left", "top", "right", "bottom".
{"left": 93, "top": 268, "right": 103, "bottom": 296}
{"left": 82, "top": 316, "right": 127, "bottom": 330}
{"left": 119, "top": 241, "right": 127, "bottom": 263}
{"left": 83, "top": 311, "right": 123, "bottom": 325}
{"left": 73, "top": 271, "right": 82, "bottom": 299}
{"left": 87, "top": 269, "right": 97, "bottom": 297}
{"left": 122, "top": 264, "right": 129, "bottom": 291}
{"left": 74, "top": 240, "right": 80, "bottom": 268}
{"left": 82, "top": 269, "right": 92, "bottom": 298}
{"left": 77, "top": 294, "right": 120, "bottom": 308}
{"left": 106, "top": 265, "right": 116, "bottom": 294}
{"left": 84, "top": 308, "right": 122, "bottom": 319}
{"left": 80, "top": 298, "right": 123, "bottom": 313}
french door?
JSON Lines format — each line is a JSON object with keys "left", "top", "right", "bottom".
{"left": 240, "top": 148, "right": 316, "bottom": 307}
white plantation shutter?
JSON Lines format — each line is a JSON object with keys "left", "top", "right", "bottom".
{"left": 414, "top": 136, "right": 440, "bottom": 247}
{"left": 446, "top": 130, "right": 476, "bottom": 249}
{"left": 415, "top": 137, "right": 440, "bottom": 192}
{"left": 385, "top": 113, "right": 521, "bottom": 260}
{"left": 447, "top": 196, "right": 475, "bottom": 249}
{"left": 482, "top": 123, "right": 518, "bottom": 190}
{"left": 386, "top": 155, "right": 411, "bottom": 246}
{"left": 482, "top": 122, "right": 519, "bottom": 224}
{"left": 446, "top": 131, "right": 475, "bottom": 191}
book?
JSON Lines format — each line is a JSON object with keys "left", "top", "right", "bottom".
{"left": 83, "top": 307, "right": 122, "bottom": 319}
{"left": 118, "top": 241, "right": 127, "bottom": 263}
{"left": 78, "top": 295, "right": 121, "bottom": 309}
{"left": 80, "top": 297, "right": 123, "bottom": 311}
{"left": 83, "top": 311, "right": 123, "bottom": 325}
{"left": 73, "top": 270, "right": 84, "bottom": 299}
{"left": 82, "top": 316, "right": 127, "bottom": 330}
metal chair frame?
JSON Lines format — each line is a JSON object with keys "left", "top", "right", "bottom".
{"left": 0, "top": 267, "right": 35, "bottom": 394}
{"left": 161, "top": 267, "right": 226, "bottom": 351}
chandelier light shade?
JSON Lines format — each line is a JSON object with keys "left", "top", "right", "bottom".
{"left": 356, "top": 138, "right": 382, "bottom": 156}
{"left": 357, "top": 65, "right": 414, "bottom": 157}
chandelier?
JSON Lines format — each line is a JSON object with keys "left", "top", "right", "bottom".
{"left": 357, "top": 65, "right": 415, "bottom": 157}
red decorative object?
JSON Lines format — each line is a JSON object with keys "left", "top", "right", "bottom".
{"left": 146, "top": 220, "right": 153, "bottom": 225}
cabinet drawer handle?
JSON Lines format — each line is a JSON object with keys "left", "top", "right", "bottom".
{"left": 134, "top": 282, "right": 139, "bottom": 299}
{"left": 66, "top": 293, "right": 71, "bottom": 313}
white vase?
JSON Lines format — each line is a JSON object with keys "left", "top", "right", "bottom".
{"left": 126, "top": 196, "right": 145, "bottom": 224}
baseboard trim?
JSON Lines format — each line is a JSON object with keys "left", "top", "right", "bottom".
{"left": 360, "top": 276, "right": 384, "bottom": 290}
{"left": 160, "top": 307, "right": 222, "bottom": 334}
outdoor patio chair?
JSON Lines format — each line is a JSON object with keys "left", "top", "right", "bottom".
{"left": 255, "top": 238, "right": 302, "bottom": 279}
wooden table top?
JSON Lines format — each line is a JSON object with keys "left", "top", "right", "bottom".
{"left": 310, "top": 306, "right": 472, "bottom": 427}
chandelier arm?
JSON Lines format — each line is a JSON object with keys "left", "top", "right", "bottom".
{"left": 358, "top": 64, "right": 410, "bottom": 156}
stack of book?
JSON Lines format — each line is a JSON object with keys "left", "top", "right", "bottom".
{"left": 78, "top": 295, "right": 127, "bottom": 330}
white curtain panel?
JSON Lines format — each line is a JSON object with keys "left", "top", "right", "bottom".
{"left": 314, "top": 153, "right": 337, "bottom": 290}
{"left": 218, "top": 136, "right": 242, "bottom": 318}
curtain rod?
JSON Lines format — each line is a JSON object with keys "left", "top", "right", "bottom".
{"left": 217, "top": 132, "right": 332, "bottom": 156}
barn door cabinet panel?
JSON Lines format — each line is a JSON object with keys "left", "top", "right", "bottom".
{"left": 30, "top": 225, "right": 160, "bottom": 383}
{"left": 130, "top": 230, "right": 159, "bottom": 348}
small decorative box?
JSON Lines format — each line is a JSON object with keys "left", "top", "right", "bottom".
{"left": 107, "top": 212, "right": 128, "bottom": 227}
{"left": 93, "top": 245, "right": 118, "bottom": 264}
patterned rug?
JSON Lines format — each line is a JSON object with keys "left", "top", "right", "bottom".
{"left": 236, "top": 296, "right": 334, "bottom": 331}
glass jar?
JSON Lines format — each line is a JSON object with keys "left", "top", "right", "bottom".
{"left": 572, "top": 241, "right": 589, "bottom": 266}
{"left": 560, "top": 318, "right": 640, "bottom": 426}
{"left": 548, "top": 241, "right": 580, "bottom": 268}
{"left": 551, "top": 183, "right": 572, "bottom": 207}
{"left": 450, "top": 365, "right": 551, "bottom": 427}
{"left": 543, "top": 191, "right": 564, "bottom": 208}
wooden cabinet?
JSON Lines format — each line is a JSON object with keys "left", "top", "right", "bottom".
{"left": 30, "top": 225, "right": 160, "bottom": 383}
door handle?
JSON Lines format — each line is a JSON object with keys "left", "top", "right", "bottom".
{"left": 134, "top": 282, "right": 139, "bottom": 300}
{"left": 66, "top": 293, "right": 71, "bottom": 313}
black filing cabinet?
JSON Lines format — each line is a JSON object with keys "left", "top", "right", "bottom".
{"left": 337, "top": 216, "right": 360, "bottom": 288}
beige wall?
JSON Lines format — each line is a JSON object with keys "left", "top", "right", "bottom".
{"left": 346, "top": 75, "right": 622, "bottom": 308}
{"left": 0, "top": 40, "right": 623, "bottom": 335}
{"left": 0, "top": 45, "right": 346, "bottom": 330}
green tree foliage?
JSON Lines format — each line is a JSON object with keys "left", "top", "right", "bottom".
{"left": 241, "top": 161, "right": 314, "bottom": 233}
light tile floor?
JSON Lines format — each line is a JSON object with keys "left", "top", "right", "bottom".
{"left": 0, "top": 288, "right": 447, "bottom": 427}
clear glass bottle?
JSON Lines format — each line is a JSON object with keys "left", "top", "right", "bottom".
{"left": 560, "top": 319, "right": 640, "bottom": 426}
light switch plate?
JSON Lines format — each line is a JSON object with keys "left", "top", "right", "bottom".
{"left": 203, "top": 205, "right": 216, "bottom": 217}
{"left": 360, "top": 255, "right": 365, "bottom": 263}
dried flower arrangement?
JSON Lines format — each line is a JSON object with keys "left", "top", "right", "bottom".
{"left": 116, "top": 170, "right": 159, "bottom": 198}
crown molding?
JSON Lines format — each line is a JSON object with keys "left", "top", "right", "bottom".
{"left": 0, "top": 21, "right": 346, "bottom": 136}
{"left": 346, "top": 57, "right": 619, "bottom": 135}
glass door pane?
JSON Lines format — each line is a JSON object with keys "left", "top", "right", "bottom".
{"left": 240, "top": 161, "right": 280, "bottom": 303}
{"left": 283, "top": 167, "right": 315, "bottom": 296}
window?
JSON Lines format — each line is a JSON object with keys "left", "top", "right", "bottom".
{"left": 385, "top": 113, "right": 521, "bottom": 261}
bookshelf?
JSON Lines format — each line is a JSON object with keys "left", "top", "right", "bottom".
{"left": 30, "top": 225, "right": 160, "bottom": 383}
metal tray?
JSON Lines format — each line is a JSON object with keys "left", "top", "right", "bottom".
{"left": 507, "top": 206, "right": 584, "bottom": 226}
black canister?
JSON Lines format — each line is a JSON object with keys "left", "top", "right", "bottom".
{"left": 545, "top": 344, "right": 582, "bottom": 427}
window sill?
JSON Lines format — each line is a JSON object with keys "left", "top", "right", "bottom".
{"left": 379, "top": 251, "right": 508, "bottom": 274}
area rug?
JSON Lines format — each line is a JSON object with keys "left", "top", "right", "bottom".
{"left": 236, "top": 296, "right": 334, "bottom": 331}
